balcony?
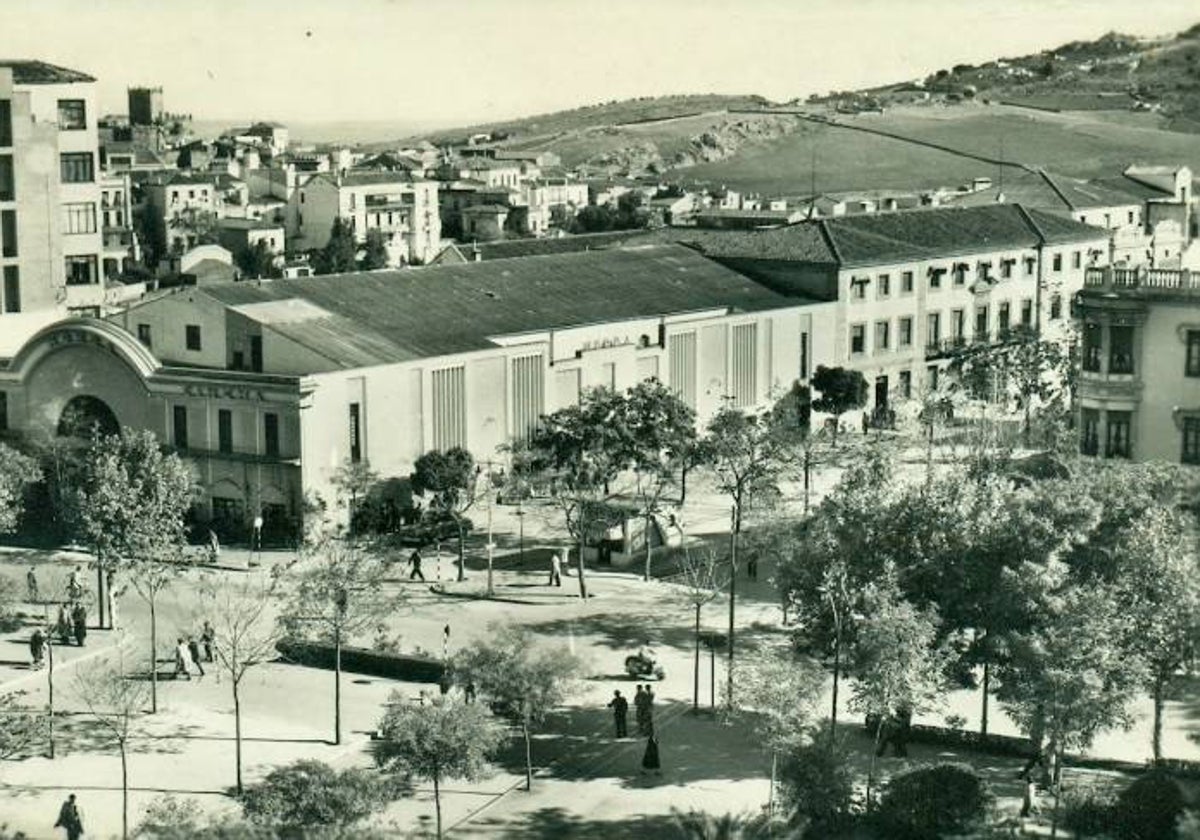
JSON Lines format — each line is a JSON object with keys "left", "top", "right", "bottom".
{"left": 1084, "top": 266, "right": 1200, "bottom": 300}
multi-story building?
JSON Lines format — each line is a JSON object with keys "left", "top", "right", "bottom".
{"left": 99, "top": 171, "right": 138, "bottom": 277}
{"left": 143, "top": 172, "right": 216, "bottom": 256}
{"left": 290, "top": 171, "right": 440, "bottom": 265}
{"left": 1075, "top": 265, "right": 1200, "bottom": 465}
{"left": 675, "top": 204, "right": 1109, "bottom": 410}
{"left": 0, "top": 60, "right": 108, "bottom": 341}
{"left": 0, "top": 245, "right": 818, "bottom": 537}
{"left": 127, "top": 86, "right": 163, "bottom": 127}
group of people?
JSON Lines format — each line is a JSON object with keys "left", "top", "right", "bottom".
{"left": 174, "top": 622, "right": 215, "bottom": 680}
{"left": 607, "top": 683, "right": 662, "bottom": 775}
{"left": 27, "top": 567, "right": 91, "bottom": 669}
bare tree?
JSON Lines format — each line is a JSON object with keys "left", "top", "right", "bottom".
{"left": 676, "top": 546, "right": 725, "bottom": 712}
{"left": 127, "top": 549, "right": 190, "bottom": 713}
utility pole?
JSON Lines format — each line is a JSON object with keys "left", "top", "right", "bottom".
{"left": 484, "top": 462, "right": 496, "bottom": 598}
{"left": 726, "top": 502, "right": 737, "bottom": 711}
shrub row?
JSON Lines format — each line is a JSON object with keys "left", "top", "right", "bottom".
{"left": 276, "top": 639, "right": 446, "bottom": 683}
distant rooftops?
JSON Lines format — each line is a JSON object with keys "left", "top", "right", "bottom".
{"left": 0, "top": 60, "right": 95, "bottom": 84}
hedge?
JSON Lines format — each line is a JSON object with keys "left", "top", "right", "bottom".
{"left": 276, "top": 638, "right": 446, "bottom": 683}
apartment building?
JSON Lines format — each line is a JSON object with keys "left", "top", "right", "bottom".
{"left": 99, "top": 171, "right": 138, "bottom": 277}
{"left": 1075, "top": 265, "right": 1200, "bottom": 465}
{"left": 677, "top": 204, "right": 1109, "bottom": 409}
{"left": 291, "top": 170, "right": 441, "bottom": 265}
{"left": 142, "top": 171, "right": 216, "bottom": 256}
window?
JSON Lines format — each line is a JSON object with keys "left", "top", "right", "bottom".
{"left": 1106, "top": 411, "right": 1131, "bottom": 459}
{"left": 432, "top": 367, "right": 467, "bottom": 450}
{"left": 0, "top": 100, "right": 10, "bottom": 147}
{"left": 975, "top": 305, "right": 989, "bottom": 341}
{"left": 1052, "top": 253, "right": 1062, "bottom": 272}
{"left": 1184, "top": 418, "right": 1200, "bottom": 465}
{"left": 1072, "top": 251, "right": 1081, "bottom": 269}
{"left": 952, "top": 308, "right": 966, "bottom": 340}
{"left": 1109, "top": 325, "right": 1134, "bottom": 374}
{"left": 59, "top": 152, "right": 94, "bottom": 183}
{"left": 1080, "top": 409, "right": 1099, "bottom": 456}
{"left": 3, "top": 266, "right": 18, "bottom": 313}
{"left": 1049, "top": 294, "right": 1062, "bottom": 321}
{"left": 57, "top": 99, "right": 86, "bottom": 130}
{"left": 62, "top": 202, "right": 96, "bottom": 234}
{"left": 1127, "top": 211, "right": 1135, "bottom": 224}
{"left": 850, "top": 324, "right": 866, "bottom": 355}
{"left": 264, "top": 412, "right": 279, "bottom": 457}
{"left": 1, "top": 209, "right": 14, "bottom": 257}
{"left": 669, "top": 332, "right": 698, "bottom": 408}
{"left": 1082, "top": 322, "right": 1102, "bottom": 372}
{"left": 172, "top": 405, "right": 188, "bottom": 449}
{"left": 137, "top": 324, "right": 152, "bottom": 348}
{"left": 0, "top": 155, "right": 12, "bottom": 200}
{"left": 901, "top": 271, "right": 914, "bottom": 293}
{"left": 977, "top": 261, "right": 993, "bottom": 282}
{"left": 1186, "top": 330, "right": 1200, "bottom": 377}
{"left": 927, "top": 365, "right": 940, "bottom": 391}
{"left": 1021, "top": 299, "right": 1033, "bottom": 327}
{"left": 65, "top": 255, "right": 98, "bottom": 286}
{"left": 953, "top": 263, "right": 968, "bottom": 286}
{"left": 998, "top": 301, "right": 1011, "bottom": 334}
{"left": 218, "top": 409, "right": 233, "bottom": 454}
{"left": 1000, "top": 259, "right": 1014, "bottom": 280}
{"left": 851, "top": 277, "right": 868, "bottom": 300}
{"left": 898, "top": 370, "right": 912, "bottom": 398}
{"left": 1024, "top": 257, "right": 1036, "bottom": 276}
{"left": 927, "top": 312, "right": 941, "bottom": 346}
{"left": 185, "top": 324, "right": 202, "bottom": 351}
{"left": 877, "top": 274, "right": 890, "bottom": 297}
{"left": 898, "top": 316, "right": 913, "bottom": 348}
{"left": 929, "top": 268, "right": 945, "bottom": 289}
{"left": 730, "top": 323, "right": 758, "bottom": 407}
{"left": 348, "top": 402, "right": 362, "bottom": 462}
{"left": 875, "top": 320, "right": 890, "bottom": 352}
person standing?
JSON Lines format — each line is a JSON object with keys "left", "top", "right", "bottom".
{"left": 746, "top": 553, "right": 758, "bottom": 581}
{"left": 56, "top": 606, "right": 72, "bottom": 646}
{"left": 71, "top": 603, "right": 87, "bottom": 648}
{"left": 207, "top": 529, "right": 221, "bottom": 564}
{"left": 252, "top": 513, "right": 264, "bottom": 552}
{"left": 408, "top": 549, "right": 426, "bottom": 582}
{"left": 174, "top": 638, "right": 193, "bottom": 680}
{"left": 549, "top": 553, "right": 562, "bottom": 587}
{"left": 464, "top": 680, "right": 477, "bottom": 704}
{"left": 641, "top": 733, "right": 661, "bottom": 776}
{"left": 66, "top": 566, "right": 82, "bottom": 603}
{"left": 187, "top": 637, "right": 205, "bottom": 677}
{"left": 201, "top": 621, "right": 216, "bottom": 662}
{"left": 634, "top": 685, "right": 650, "bottom": 736}
{"left": 607, "top": 690, "right": 629, "bottom": 737}
{"left": 644, "top": 684, "right": 656, "bottom": 734}
{"left": 29, "top": 628, "right": 46, "bottom": 670}
{"left": 54, "top": 793, "right": 84, "bottom": 840}
{"left": 26, "top": 566, "right": 39, "bottom": 603}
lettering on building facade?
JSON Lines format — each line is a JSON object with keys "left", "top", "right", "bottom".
{"left": 182, "top": 384, "right": 268, "bottom": 401}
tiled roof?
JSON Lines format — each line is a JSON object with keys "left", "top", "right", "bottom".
{"left": 665, "top": 224, "right": 838, "bottom": 263}
{"left": 196, "top": 245, "right": 798, "bottom": 366}
{"left": 312, "top": 171, "right": 417, "bottom": 188}
{"left": 473, "top": 230, "right": 655, "bottom": 260}
{"left": 0, "top": 60, "right": 95, "bottom": 84}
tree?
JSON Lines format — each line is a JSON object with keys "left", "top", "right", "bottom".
{"left": 74, "top": 429, "right": 195, "bottom": 630}
{"left": 198, "top": 573, "right": 283, "bottom": 794}
{"left": 0, "top": 442, "right": 38, "bottom": 535}
{"left": 666, "top": 809, "right": 778, "bottom": 839}
{"left": 810, "top": 366, "right": 868, "bottom": 447}
{"left": 849, "top": 572, "right": 946, "bottom": 810}
{"left": 236, "top": 239, "right": 277, "bottom": 279}
{"left": 621, "top": 380, "right": 697, "bottom": 581}
{"left": 241, "top": 759, "right": 402, "bottom": 833}
{"left": 733, "top": 647, "right": 823, "bottom": 818}
{"left": 374, "top": 694, "right": 504, "bottom": 839}
{"left": 314, "top": 217, "right": 358, "bottom": 275}
{"left": 452, "top": 623, "right": 582, "bottom": 791}
{"left": 678, "top": 546, "right": 725, "bottom": 712}
{"left": 278, "top": 532, "right": 401, "bottom": 745}
{"left": 128, "top": 548, "right": 191, "bottom": 713}
{"left": 330, "top": 458, "right": 379, "bottom": 539}
{"left": 411, "top": 447, "right": 477, "bottom": 583}
{"left": 74, "top": 654, "right": 150, "bottom": 840}
{"left": 0, "top": 690, "right": 45, "bottom": 760}
{"left": 359, "top": 229, "right": 389, "bottom": 270}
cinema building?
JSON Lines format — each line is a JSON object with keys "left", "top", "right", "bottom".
{"left": 0, "top": 245, "right": 824, "bottom": 537}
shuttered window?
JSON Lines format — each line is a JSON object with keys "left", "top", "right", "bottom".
{"left": 730, "top": 323, "right": 758, "bottom": 408}
{"left": 511, "top": 354, "right": 544, "bottom": 443}
{"left": 668, "top": 331, "right": 697, "bottom": 409}
{"left": 431, "top": 366, "right": 467, "bottom": 451}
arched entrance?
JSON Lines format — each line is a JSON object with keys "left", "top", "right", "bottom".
{"left": 56, "top": 395, "right": 120, "bottom": 439}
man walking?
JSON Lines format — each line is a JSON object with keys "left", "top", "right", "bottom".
{"left": 607, "top": 689, "right": 629, "bottom": 737}
{"left": 174, "top": 638, "right": 193, "bottom": 680}
{"left": 408, "top": 549, "right": 426, "bottom": 582}
{"left": 549, "top": 552, "right": 562, "bottom": 587}
{"left": 188, "top": 636, "right": 205, "bottom": 677}
{"left": 201, "top": 621, "right": 216, "bottom": 662}
{"left": 71, "top": 603, "right": 87, "bottom": 647}
{"left": 26, "top": 566, "right": 39, "bottom": 603}
{"left": 54, "top": 793, "right": 84, "bottom": 840}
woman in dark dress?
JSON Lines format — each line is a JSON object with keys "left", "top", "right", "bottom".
{"left": 641, "top": 733, "right": 661, "bottom": 775}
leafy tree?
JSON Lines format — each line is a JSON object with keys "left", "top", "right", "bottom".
{"left": 314, "top": 218, "right": 358, "bottom": 275}
{"left": 198, "top": 574, "right": 283, "bottom": 794}
{"left": 374, "top": 694, "right": 504, "bottom": 839}
{"left": 241, "top": 760, "right": 402, "bottom": 833}
{"left": 359, "top": 229, "right": 389, "bottom": 270}
{"left": 452, "top": 623, "right": 582, "bottom": 791}
{"left": 877, "top": 763, "right": 995, "bottom": 839}
{"left": 330, "top": 458, "right": 379, "bottom": 539}
{"left": 74, "top": 429, "right": 195, "bottom": 630}
{"left": 74, "top": 654, "right": 150, "bottom": 840}
{"left": 411, "top": 447, "right": 477, "bottom": 583}
{"left": 776, "top": 734, "right": 854, "bottom": 833}
{"left": 810, "top": 366, "right": 867, "bottom": 447}
{"left": 236, "top": 239, "right": 277, "bottom": 279}
{"left": 0, "top": 442, "right": 38, "bottom": 534}
{"left": 278, "top": 533, "right": 400, "bottom": 745}
{"left": 849, "top": 571, "right": 947, "bottom": 809}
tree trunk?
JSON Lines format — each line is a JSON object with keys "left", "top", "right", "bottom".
{"left": 643, "top": 513, "right": 654, "bottom": 582}
{"left": 233, "top": 679, "right": 244, "bottom": 794}
{"left": 522, "top": 717, "right": 534, "bottom": 792}
{"left": 726, "top": 504, "right": 737, "bottom": 711}
{"left": 831, "top": 416, "right": 839, "bottom": 448}
{"left": 456, "top": 518, "right": 466, "bottom": 582}
{"left": 96, "top": 562, "right": 106, "bottom": 629}
{"left": 769, "top": 750, "right": 777, "bottom": 819}
{"left": 692, "top": 603, "right": 701, "bottom": 713}
{"left": 575, "top": 530, "right": 588, "bottom": 600}
{"left": 433, "top": 770, "right": 443, "bottom": 840}
{"left": 803, "top": 449, "right": 811, "bottom": 514}
{"left": 829, "top": 630, "right": 841, "bottom": 741}
{"left": 47, "top": 641, "right": 55, "bottom": 759}
{"left": 679, "top": 465, "right": 688, "bottom": 505}
{"left": 926, "top": 419, "right": 935, "bottom": 484}
{"left": 150, "top": 599, "right": 158, "bottom": 714}
{"left": 120, "top": 740, "right": 129, "bottom": 840}
{"left": 1049, "top": 749, "right": 1064, "bottom": 840}
{"left": 980, "top": 658, "right": 989, "bottom": 736}
{"left": 867, "top": 717, "right": 883, "bottom": 811}
{"left": 334, "top": 628, "right": 342, "bottom": 745}
{"left": 1152, "top": 673, "right": 1165, "bottom": 763}
{"left": 1023, "top": 400, "right": 1032, "bottom": 448}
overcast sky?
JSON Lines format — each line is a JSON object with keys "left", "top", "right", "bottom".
{"left": 5, "top": 0, "right": 1198, "bottom": 126}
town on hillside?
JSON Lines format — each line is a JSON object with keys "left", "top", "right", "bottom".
{"left": 3, "top": 11, "right": 1200, "bottom": 840}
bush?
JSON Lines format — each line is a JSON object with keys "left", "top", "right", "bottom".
{"left": 241, "top": 760, "right": 403, "bottom": 831}
{"left": 276, "top": 638, "right": 446, "bottom": 683}
{"left": 876, "top": 763, "right": 994, "bottom": 839}
{"left": 1113, "top": 770, "right": 1184, "bottom": 840}
{"left": 777, "top": 735, "right": 853, "bottom": 834}
{"left": 1060, "top": 784, "right": 1116, "bottom": 838}
{"left": 0, "top": 575, "right": 23, "bottom": 633}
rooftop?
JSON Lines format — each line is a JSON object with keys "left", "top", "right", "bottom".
{"left": 194, "top": 245, "right": 800, "bottom": 367}
{"left": 0, "top": 60, "right": 95, "bottom": 84}
{"left": 311, "top": 171, "right": 418, "bottom": 188}
{"left": 217, "top": 217, "right": 284, "bottom": 231}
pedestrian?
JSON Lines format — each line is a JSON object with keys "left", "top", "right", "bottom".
{"left": 861, "top": 411, "right": 870, "bottom": 436}
{"left": 174, "top": 637, "right": 193, "bottom": 680}
{"left": 252, "top": 513, "right": 264, "bottom": 552}
{"left": 634, "top": 684, "right": 650, "bottom": 736}
{"left": 30, "top": 627, "right": 46, "bottom": 670}
{"left": 549, "top": 552, "right": 562, "bottom": 587}
{"left": 54, "top": 793, "right": 84, "bottom": 840}
{"left": 188, "top": 636, "right": 205, "bottom": 677}
{"left": 641, "top": 733, "right": 661, "bottom": 776}
{"left": 644, "top": 684, "right": 656, "bottom": 733}
{"left": 464, "top": 680, "right": 476, "bottom": 704}
{"left": 408, "top": 549, "right": 425, "bottom": 582}
{"left": 66, "top": 565, "right": 82, "bottom": 603}
{"left": 56, "top": 605, "right": 72, "bottom": 646}
{"left": 26, "top": 566, "right": 39, "bottom": 603}
{"left": 607, "top": 689, "right": 629, "bottom": 737}
{"left": 106, "top": 568, "right": 119, "bottom": 629}
{"left": 439, "top": 672, "right": 452, "bottom": 695}
{"left": 201, "top": 621, "right": 215, "bottom": 662}
{"left": 746, "top": 553, "right": 758, "bottom": 581}
{"left": 207, "top": 529, "right": 221, "bottom": 564}
{"left": 71, "top": 603, "right": 87, "bottom": 647}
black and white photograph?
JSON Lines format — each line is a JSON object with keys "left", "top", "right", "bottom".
{"left": 3, "top": 0, "right": 1200, "bottom": 836}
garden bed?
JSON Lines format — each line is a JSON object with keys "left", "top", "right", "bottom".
{"left": 276, "top": 638, "right": 446, "bottom": 683}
